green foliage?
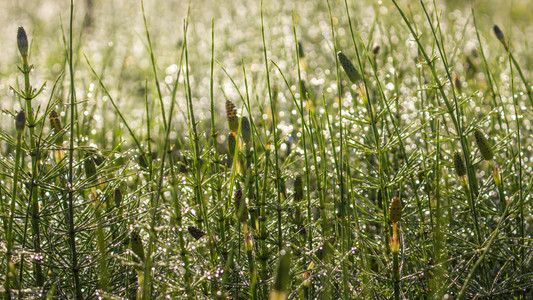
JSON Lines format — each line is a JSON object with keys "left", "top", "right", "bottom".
{"left": 1, "top": 0, "right": 533, "bottom": 299}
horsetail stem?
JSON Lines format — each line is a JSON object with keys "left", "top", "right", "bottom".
{"left": 492, "top": 165, "right": 502, "bottom": 187}
{"left": 14, "top": 26, "right": 48, "bottom": 289}
{"left": 491, "top": 23, "right": 533, "bottom": 107}
{"left": 5, "top": 111, "right": 25, "bottom": 297}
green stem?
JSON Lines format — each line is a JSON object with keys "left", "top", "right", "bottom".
{"left": 67, "top": 1, "right": 82, "bottom": 298}
{"left": 94, "top": 189, "right": 109, "bottom": 292}
{"left": 393, "top": 250, "right": 400, "bottom": 300}
{"left": 260, "top": 0, "right": 283, "bottom": 253}
{"left": 4, "top": 125, "right": 24, "bottom": 299}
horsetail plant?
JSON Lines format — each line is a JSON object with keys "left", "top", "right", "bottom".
{"left": 12, "top": 27, "right": 47, "bottom": 288}
{"left": 3, "top": 0, "right": 533, "bottom": 298}
{"left": 4, "top": 111, "right": 26, "bottom": 299}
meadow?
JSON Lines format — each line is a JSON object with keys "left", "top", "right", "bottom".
{"left": 1, "top": 0, "right": 533, "bottom": 298}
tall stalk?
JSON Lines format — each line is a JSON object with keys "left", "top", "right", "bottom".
{"left": 67, "top": 1, "right": 82, "bottom": 298}
{"left": 260, "top": 0, "right": 283, "bottom": 252}
{"left": 4, "top": 111, "right": 25, "bottom": 299}
{"left": 15, "top": 27, "right": 45, "bottom": 287}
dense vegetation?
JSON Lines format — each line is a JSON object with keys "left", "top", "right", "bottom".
{"left": 1, "top": 0, "right": 533, "bottom": 298}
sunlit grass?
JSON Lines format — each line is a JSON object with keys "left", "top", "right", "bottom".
{"left": 0, "top": 0, "right": 533, "bottom": 299}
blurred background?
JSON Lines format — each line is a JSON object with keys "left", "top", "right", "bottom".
{"left": 0, "top": 0, "right": 532, "bottom": 141}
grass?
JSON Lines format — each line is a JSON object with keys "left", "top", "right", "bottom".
{"left": 1, "top": 0, "right": 533, "bottom": 298}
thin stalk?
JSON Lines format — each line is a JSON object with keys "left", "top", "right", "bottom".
{"left": 241, "top": 61, "right": 267, "bottom": 298}
{"left": 508, "top": 42, "right": 524, "bottom": 276}
{"left": 93, "top": 188, "right": 109, "bottom": 292}
{"left": 84, "top": 56, "right": 146, "bottom": 159}
{"left": 208, "top": 19, "right": 226, "bottom": 250}
{"left": 259, "top": 139, "right": 270, "bottom": 299}
{"left": 167, "top": 40, "right": 193, "bottom": 297}
{"left": 141, "top": 0, "right": 167, "bottom": 128}
{"left": 293, "top": 18, "right": 311, "bottom": 297}
{"left": 144, "top": 79, "right": 154, "bottom": 178}
{"left": 67, "top": 1, "right": 82, "bottom": 298}
{"left": 325, "top": 1, "right": 349, "bottom": 297}
{"left": 434, "top": 119, "right": 445, "bottom": 298}
{"left": 4, "top": 118, "right": 24, "bottom": 299}
{"left": 392, "top": 244, "right": 400, "bottom": 300}
{"left": 260, "top": 0, "right": 283, "bottom": 252}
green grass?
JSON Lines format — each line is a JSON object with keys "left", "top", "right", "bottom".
{"left": 1, "top": 0, "right": 533, "bottom": 298}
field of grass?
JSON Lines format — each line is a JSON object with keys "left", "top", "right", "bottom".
{"left": 1, "top": 0, "right": 533, "bottom": 298}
